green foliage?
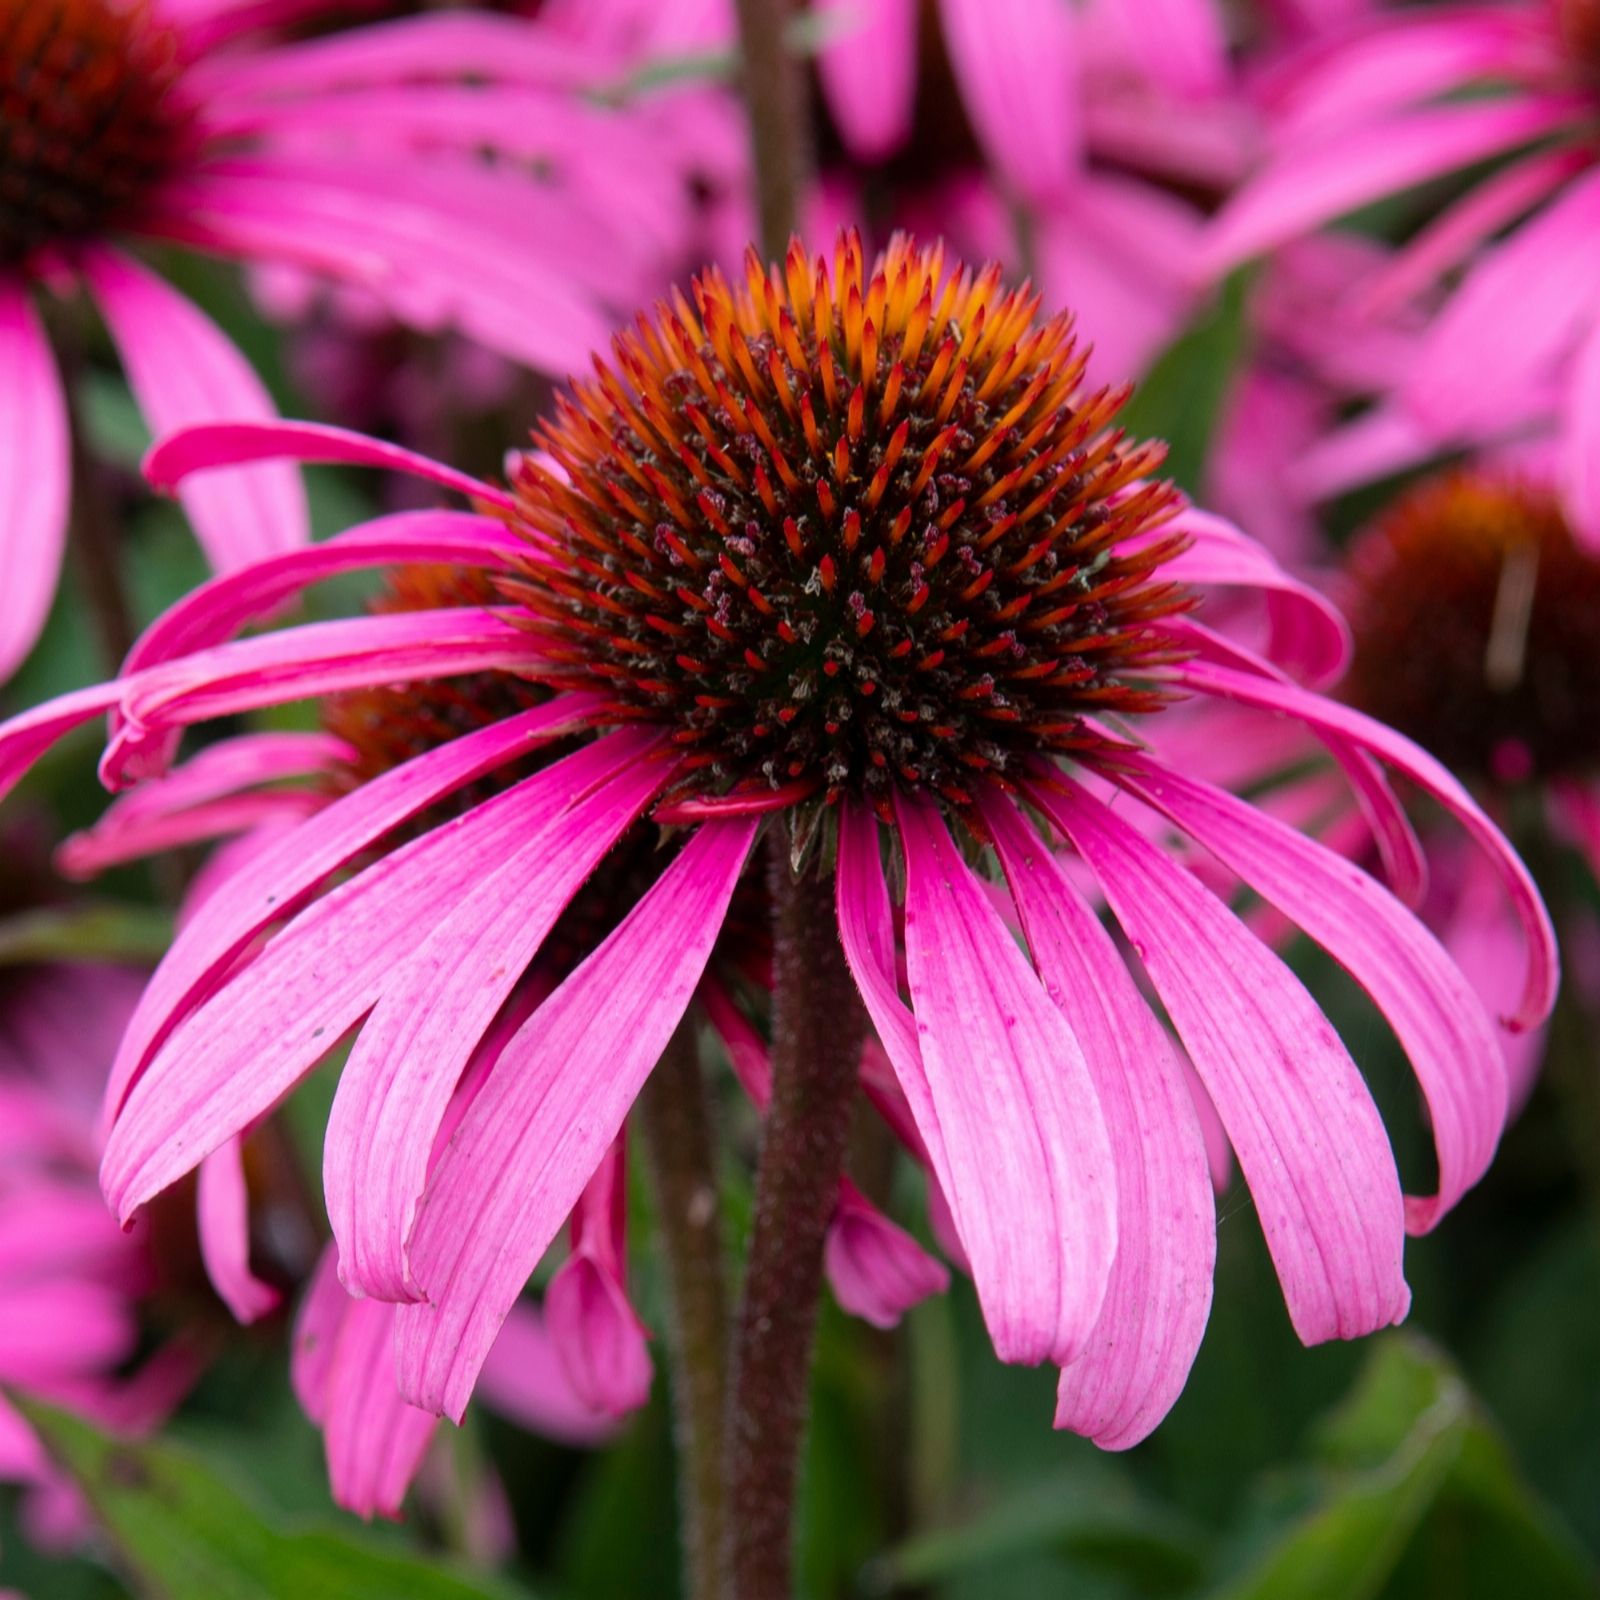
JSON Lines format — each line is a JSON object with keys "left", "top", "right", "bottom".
{"left": 14, "top": 1400, "right": 542, "bottom": 1600}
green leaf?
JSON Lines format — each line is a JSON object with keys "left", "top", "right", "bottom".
{"left": 866, "top": 1470, "right": 1206, "bottom": 1595}
{"left": 1207, "top": 1334, "right": 1598, "bottom": 1600}
{"left": 15, "top": 1399, "right": 544, "bottom": 1600}
{"left": 0, "top": 904, "right": 175, "bottom": 966}
{"left": 1119, "top": 272, "right": 1250, "bottom": 497}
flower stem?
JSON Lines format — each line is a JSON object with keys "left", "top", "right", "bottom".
{"left": 731, "top": 0, "right": 811, "bottom": 259}
{"left": 725, "top": 838, "right": 864, "bottom": 1596}
{"left": 638, "top": 1018, "right": 732, "bottom": 1600}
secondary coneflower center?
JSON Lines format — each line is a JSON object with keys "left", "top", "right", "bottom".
{"left": 0, "top": 0, "right": 191, "bottom": 266}
{"left": 1341, "top": 472, "right": 1600, "bottom": 781}
{"left": 501, "top": 234, "right": 1191, "bottom": 812}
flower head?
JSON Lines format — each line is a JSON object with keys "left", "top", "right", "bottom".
{"left": 511, "top": 233, "right": 1185, "bottom": 815}
{"left": 0, "top": 235, "right": 1558, "bottom": 1453}
{"left": 1, "top": 0, "right": 712, "bottom": 679}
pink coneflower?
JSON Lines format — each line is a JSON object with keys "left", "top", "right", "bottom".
{"left": 0, "top": 0, "right": 701, "bottom": 681}
{"left": 0, "top": 958, "right": 199, "bottom": 1544}
{"left": 0, "top": 236, "right": 1556, "bottom": 1453}
{"left": 1203, "top": 0, "right": 1600, "bottom": 544}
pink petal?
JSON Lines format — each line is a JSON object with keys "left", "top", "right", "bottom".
{"left": 1158, "top": 507, "right": 1351, "bottom": 687}
{"left": 144, "top": 419, "right": 515, "bottom": 513}
{"left": 824, "top": 1176, "right": 949, "bottom": 1331}
{"left": 0, "top": 681, "right": 123, "bottom": 810}
{"left": 1562, "top": 309, "right": 1600, "bottom": 551}
{"left": 1031, "top": 772, "right": 1409, "bottom": 1346}
{"left": 1176, "top": 657, "right": 1559, "bottom": 1031}
{"left": 1259, "top": 11, "right": 1547, "bottom": 144}
{"left": 0, "top": 278, "right": 69, "bottom": 683}
{"left": 197, "top": 1134, "right": 280, "bottom": 1324}
{"left": 1109, "top": 753, "right": 1507, "bottom": 1234}
{"left": 396, "top": 817, "right": 758, "bottom": 1421}
{"left": 1203, "top": 97, "right": 1577, "bottom": 274}
{"left": 102, "top": 694, "right": 602, "bottom": 1122}
{"left": 979, "top": 788, "right": 1215, "bottom": 1449}
{"left": 476, "top": 1303, "right": 622, "bottom": 1448}
{"left": 292, "top": 1246, "right": 347, "bottom": 1426}
{"left": 101, "top": 608, "right": 544, "bottom": 790}
{"left": 101, "top": 733, "right": 645, "bottom": 1222}
{"left": 1404, "top": 171, "right": 1600, "bottom": 440}
{"left": 815, "top": 0, "right": 917, "bottom": 161}
{"left": 323, "top": 1292, "right": 438, "bottom": 1519}
{"left": 325, "top": 733, "right": 669, "bottom": 1302}
{"left": 544, "top": 1250, "right": 653, "bottom": 1419}
{"left": 59, "top": 732, "right": 349, "bottom": 878}
{"left": 1114, "top": 0, "right": 1230, "bottom": 99}
{"left": 893, "top": 791, "right": 1116, "bottom": 1365}
{"left": 0, "top": 1282, "right": 137, "bottom": 1375}
{"left": 82, "top": 249, "right": 308, "bottom": 573}
{"left": 122, "top": 510, "right": 522, "bottom": 678}
{"left": 937, "top": 0, "right": 1080, "bottom": 201}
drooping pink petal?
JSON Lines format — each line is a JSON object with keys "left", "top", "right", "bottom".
{"left": 0, "top": 278, "right": 69, "bottom": 684}
{"left": 100, "top": 734, "right": 646, "bottom": 1223}
{"left": 1257, "top": 10, "right": 1548, "bottom": 143}
{"left": 122, "top": 511, "right": 523, "bottom": 677}
{"left": 326, "top": 734, "right": 669, "bottom": 1303}
{"left": 1562, "top": 310, "right": 1600, "bottom": 550}
{"left": 0, "top": 682, "right": 123, "bottom": 810}
{"left": 0, "top": 1282, "right": 138, "bottom": 1375}
{"left": 292, "top": 1246, "right": 346, "bottom": 1426}
{"left": 978, "top": 789, "right": 1215, "bottom": 1449}
{"left": 824, "top": 1176, "right": 949, "bottom": 1331}
{"left": 893, "top": 791, "right": 1116, "bottom": 1366}
{"left": 545, "top": 1140, "right": 652, "bottom": 1420}
{"left": 196, "top": 1134, "right": 280, "bottom": 1325}
{"left": 1114, "top": 0, "right": 1230, "bottom": 99}
{"left": 1155, "top": 507, "right": 1351, "bottom": 686}
{"left": 103, "top": 695, "right": 603, "bottom": 1120}
{"left": 58, "top": 732, "right": 349, "bottom": 878}
{"left": 1107, "top": 752, "right": 1507, "bottom": 1233}
{"left": 396, "top": 818, "right": 758, "bottom": 1422}
{"left": 1202, "top": 97, "right": 1578, "bottom": 274}
{"left": 1404, "top": 172, "right": 1600, "bottom": 440}
{"left": 144, "top": 419, "right": 515, "bottom": 513}
{"left": 322, "top": 1292, "right": 438, "bottom": 1520}
{"left": 82, "top": 249, "right": 308, "bottom": 573}
{"left": 937, "top": 0, "right": 1080, "bottom": 202}
{"left": 1358, "top": 145, "right": 1592, "bottom": 318}
{"left": 1030, "top": 772, "right": 1409, "bottom": 1346}
{"left": 1175, "top": 656, "right": 1559, "bottom": 1031}
{"left": 101, "top": 608, "right": 544, "bottom": 790}
{"left": 815, "top": 0, "right": 917, "bottom": 161}
{"left": 475, "top": 1303, "right": 622, "bottom": 1448}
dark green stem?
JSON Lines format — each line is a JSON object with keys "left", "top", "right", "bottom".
{"left": 638, "top": 1018, "right": 732, "bottom": 1600}
{"left": 731, "top": 0, "right": 811, "bottom": 259}
{"left": 724, "top": 838, "right": 864, "bottom": 1597}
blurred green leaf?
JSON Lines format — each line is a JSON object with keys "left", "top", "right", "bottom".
{"left": 1207, "top": 1335, "right": 1597, "bottom": 1600}
{"left": 17, "top": 1400, "right": 542, "bottom": 1600}
{"left": 868, "top": 1471, "right": 1206, "bottom": 1595}
{"left": 1120, "top": 272, "right": 1250, "bottom": 496}
{"left": 0, "top": 904, "right": 174, "bottom": 966}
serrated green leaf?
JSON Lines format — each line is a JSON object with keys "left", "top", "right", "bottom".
{"left": 16, "top": 1399, "right": 543, "bottom": 1600}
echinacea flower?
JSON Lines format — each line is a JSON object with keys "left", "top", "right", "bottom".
{"left": 0, "top": 235, "right": 1557, "bottom": 1450}
{"left": 0, "top": 957, "right": 199, "bottom": 1544}
{"left": 0, "top": 0, "right": 707, "bottom": 681}
{"left": 1202, "top": 0, "right": 1600, "bottom": 543}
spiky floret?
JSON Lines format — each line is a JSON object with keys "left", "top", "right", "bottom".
{"left": 1342, "top": 471, "right": 1600, "bottom": 781}
{"left": 501, "top": 233, "right": 1191, "bottom": 814}
{"left": 1, "top": 0, "right": 192, "bottom": 267}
